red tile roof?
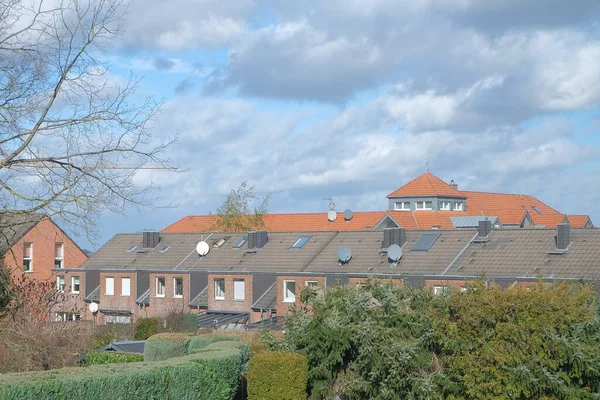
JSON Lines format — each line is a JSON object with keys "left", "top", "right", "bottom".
{"left": 387, "top": 172, "right": 464, "bottom": 198}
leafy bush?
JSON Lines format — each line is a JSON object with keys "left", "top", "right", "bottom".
{"left": 247, "top": 352, "right": 308, "bottom": 400}
{"left": 134, "top": 317, "right": 161, "bottom": 340}
{"left": 0, "top": 341, "right": 250, "bottom": 400}
{"left": 164, "top": 311, "right": 198, "bottom": 333}
{"left": 144, "top": 333, "right": 238, "bottom": 361}
{"left": 85, "top": 351, "right": 144, "bottom": 365}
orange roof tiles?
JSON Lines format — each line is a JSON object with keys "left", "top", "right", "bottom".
{"left": 566, "top": 215, "right": 593, "bottom": 228}
{"left": 387, "top": 172, "right": 464, "bottom": 198}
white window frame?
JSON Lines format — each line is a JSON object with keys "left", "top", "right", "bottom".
{"left": 440, "top": 201, "right": 451, "bottom": 211}
{"left": 55, "top": 312, "right": 81, "bottom": 322}
{"left": 156, "top": 277, "right": 165, "bottom": 297}
{"left": 394, "top": 201, "right": 410, "bottom": 211}
{"left": 71, "top": 276, "right": 80, "bottom": 294}
{"left": 121, "top": 277, "right": 131, "bottom": 296}
{"left": 214, "top": 278, "right": 225, "bottom": 300}
{"left": 453, "top": 202, "right": 464, "bottom": 211}
{"left": 283, "top": 280, "right": 296, "bottom": 303}
{"left": 174, "top": 277, "right": 184, "bottom": 298}
{"left": 105, "top": 315, "right": 132, "bottom": 324}
{"left": 233, "top": 279, "right": 245, "bottom": 301}
{"left": 56, "top": 276, "right": 65, "bottom": 292}
{"left": 54, "top": 242, "right": 64, "bottom": 268}
{"left": 23, "top": 242, "right": 33, "bottom": 272}
{"left": 415, "top": 201, "right": 433, "bottom": 210}
{"left": 105, "top": 277, "right": 114, "bottom": 295}
{"left": 305, "top": 281, "right": 319, "bottom": 287}
{"left": 433, "top": 286, "right": 449, "bottom": 295}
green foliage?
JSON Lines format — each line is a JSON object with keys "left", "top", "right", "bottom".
{"left": 92, "top": 331, "right": 117, "bottom": 349}
{"left": 0, "top": 340, "right": 250, "bottom": 400}
{"left": 134, "top": 317, "right": 161, "bottom": 340}
{"left": 247, "top": 352, "right": 308, "bottom": 400}
{"left": 85, "top": 351, "right": 144, "bottom": 365}
{"left": 144, "top": 333, "right": 239, "bottom": 361}
{"left": 0, "top": 264, "right": 12, "bottom": 315}
{"left": 280, "top": 280, "right": 600, "bottom": 399}
{"left": 214, "top": 181, "right": 270, "bottom": 232}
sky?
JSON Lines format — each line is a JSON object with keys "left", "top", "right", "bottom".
{"left": 84, "top": 0, "right": 600, "bottom": 250}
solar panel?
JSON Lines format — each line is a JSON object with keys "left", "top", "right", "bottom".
{"left": 291, "top": 236, "right": 311, "bottom": 249}
{"left": 412, "top": 232, "right": 441, "bottom": 252}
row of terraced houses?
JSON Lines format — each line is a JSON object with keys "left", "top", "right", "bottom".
{"left": 3, "top": 172, "right": 598, "bottom": 327}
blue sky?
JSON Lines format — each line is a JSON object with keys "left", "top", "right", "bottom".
{"left": 78, "top": 0, "right": 600, "bottom": 250}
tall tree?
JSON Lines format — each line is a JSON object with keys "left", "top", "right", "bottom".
{"left": 0, "top": 0, "right": 174, "bottom": 240}
{"left": 214, "top": 182, "right": 269, "bottom": 232}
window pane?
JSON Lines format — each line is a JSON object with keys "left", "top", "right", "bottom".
{"left": 57, "top": 276, "right": 65, "bottom": 291}
{"left": 55, "top": 243, "right": 64, "bottom": 258}
{"left": 233, "top": 280, "right": 245, "bottom": 300}
{"left": 106, "top": 277, "right": 114, "bottom": 295}
{"left": 156, "top": 277, "right": 165, "bottom": 296}
{"left": 284, "top": 281, "right": 296, "bottom": 302}
{"left": 214, "top": 278, "right": 225, "bottom": 299}
{"left": 174, "top": 278, "right": 183, "bottom": 297}
{"left": 122, "top": 277, "right": 131, "bottom": 296}
{"left": 72, "top": 276, "right": 80, "bottom": 293}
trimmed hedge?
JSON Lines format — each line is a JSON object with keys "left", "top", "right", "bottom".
{"left": 0, "top": 341, "right": 250, "bottom": 400}
{"left": 247, "top": 352, "right": 308, "bottom": 400}
{"left": 134, "top": 317, "right": 161, "bottom": 340}
{"left": 144, "top": 333, "right": 239, "bottom": 362}
{"left": 85, "top": 351, "right": 144, "bottom": 365}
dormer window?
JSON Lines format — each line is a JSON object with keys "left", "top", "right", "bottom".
{"left": 453, "top": 202, "right": 463, "bottom": 211}
{"left": 415, "top": 201, "right": 432, "bottom": 211}
{"left": 394, "top": 201, "right": 410, "bottom": 211}
{"left": 440, "top": 201, "right": 451, "bottom": 211}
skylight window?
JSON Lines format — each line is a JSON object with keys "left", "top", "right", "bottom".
{"left": 532, "top": 205, "right": 542, "bottom": 214}
{"left": 291, "top": 236, "right": 311, "bottom": 249}
{"left": 412, "top": 232, "right": 441, "bottom": 252}
{"left": 213, "top": 238, "right": 226, "bottom": 248}
{"left": 234, "top": 236, "right": 248, "bottom": 248}
{"left": 127, "top": 245, "right": 137, "bottom": 253}
{"left": 159, "top": 245, "right": 170, "bottom": 253}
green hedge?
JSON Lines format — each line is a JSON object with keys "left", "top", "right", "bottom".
{"left": 85, "top": 351, "right": 144, "bottom": 365}
{"left": 247, "top": 352, "right": 308, "bottom": 400}
{"left": 0, "top": 341, "right": 250, "bottom": 400}
{"left": 144, "top": 333, "right": 239, "bottom": 362}
{"left": 134, "top": 317, "right": 161, "bottom": 340}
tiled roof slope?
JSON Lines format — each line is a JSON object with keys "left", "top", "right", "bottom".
{"left": 0, "top": 213, "right": 44, "bottom": 254}
{"left": 387, "top": 172, "right": 465, "bottom": 198}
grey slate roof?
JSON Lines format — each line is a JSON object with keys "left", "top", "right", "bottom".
{"left": 100, "top": 341, "right": 145, "bottom": 354}
{"left": 85, "top": 285, "right": 100, "bottom": 302}
{"left": 252, "top": 282, "right": 276, "bottom": 310}
{"left": 189, "top": 286, "right": 208, "bottom": 308}
{"left": 451, "top": 216, "right": 500, "bottom": 228}
{"left": 0, "top": 213, "right": 43, "bottom": 254}
{"left": 136, "top": 289, "right": 150, "bottom": 305}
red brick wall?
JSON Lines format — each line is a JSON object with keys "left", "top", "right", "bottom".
{"left": 275, "top": 275, "right": 325, "bottom": 316}
{"left": 50, "top": 269, "right": 87, "bottom": 320}
{"left": 4, "top": 218, "right": 87, "bottom": 282}
{"left": 97, "top": 272, "right": 138, "bottom": 323}
{"left": 348, "top": 277, "right": 403, "bottom": 287}
{"left": 147, "top": 273, "right": 190, "bottom": 317}
{"left": 424, "top": 279, "right": 467, "bottom": 292}
{"left": 207, "top": 274, "right": 253, "bottom": 313}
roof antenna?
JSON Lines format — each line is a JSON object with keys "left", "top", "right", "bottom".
{"left": 426, "top": 162, "right": 429, "bottom": 172}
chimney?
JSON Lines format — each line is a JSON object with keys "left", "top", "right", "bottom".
{"left": 383, "top": 227, "right": 406, "bottom": 248}
{"left": 450, "top": 179, "right": 458, "bottom": 190}
{"left": 556, "top": 223, "right": 571, "bottom": 250}
{"left": 248, "top": 231, "right": 268, "bottom": 249}
{"left": 142, "top": 231, "right": 160, "bottom": 248}
{"left": 478, "top": 220, "right": 491, "bottom": 238}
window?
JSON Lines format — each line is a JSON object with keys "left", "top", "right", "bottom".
{"left": 156, "top": 277, "right": 165, "bottom": 297}
{"left": 394, "top": 201, "right": 410, "bottom": 211}
{"left": 159, "top": 245, "right": 170, "bottom": 253}
{"left": 213, "top": 238, "right": 226, "bottom": 248}
{"left": 453, "top": 202, "right": 463, "bottom": 211}
{"left": 440, "top": 201, "right": 451, "bottom": 211}
{"left": 214, "top": 278, "right": 225, "bottom": 300}
{"left": 305, "top": 281, "right": 319, "bottom": 287}
{"left": 54, "top": 243, "right": 64, "bottom": 268}
{"left": 23, "top": 242, "right": 32, "bottom": 272}
{"left": 415, "top": 201, "right": 433, "bottom": 210}
{"left": 57, "top": 276, "right": 65, "bottom": 292}
{"left": 234, "top": 236, "right": 248, "bottom": 248}
{"left": 433, "top": 286, "right": 449, "bottom": 295}
{"left": 233, "top": 279, "right": 245, "bottom": 300}
{"left": 122, "top": 277, "right": 131, "bottom": 296}
{"left": 174, "top": 277, "right": 183, "bottom": 298}
{"left": 55, "top": 312, "right": 81, "bottom": 322}
{"left": 283, "top": 280, "right": 296, "bottom": 302}
{"left": 532, "top": 205, "right": 542, "bottom": 214}
{"left": 105, "top": 277, "right": 114, "bottom": 295}
{"left": 106, "top": 315, "right": 132, "bottom": 324}
{"left": 71, "top": 276, "right": 80, "bottom": 294}
{"left": 291, "top": 236, "right": 311, "bottom": 249}
{"left": 127, "top": 245, "right": 137, "bottom": 252}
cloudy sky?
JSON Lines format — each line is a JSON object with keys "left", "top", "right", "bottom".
{"left": 88, "top": 0, "right": 600, "bottom": 249}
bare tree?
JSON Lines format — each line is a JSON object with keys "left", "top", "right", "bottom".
{"left": 0, "top": 0, "right": 175, "bottom": 241}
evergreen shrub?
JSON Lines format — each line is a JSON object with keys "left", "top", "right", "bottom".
{"left": 85, "top": 351, "right": 144, "bottom": 365}
{"left": 247, "top": 352, "right": 308, "bottom": 400}
{"left": 133, "top": 317, "right": 161, "bottom": 340}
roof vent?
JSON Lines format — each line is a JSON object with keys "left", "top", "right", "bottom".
{"left": 248, "top": 231, "right": 268, "bottom": 250}
{"left": 142, "top": 231, "right": 160, "bottom": 248}
{"left": 383, "top": 227, "right": 406, "bottom": 248}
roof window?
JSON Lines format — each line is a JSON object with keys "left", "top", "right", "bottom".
{"left": 234, "top": 236, "right": 248, "bottom": 248}
{"left": 291, "top": 236, "right": 311, "bottom": 249}
{"left": 213, "top": 238, "right": 226, "bottom": 248}
{"left": 412, "top": 232, "right": 441, "bottom": 252}
{"left": 532, "top": 205, "right": 542, "bottom": 214}
{"left": 159, "top": 245, "right": 170, "bottom": 253}
{"left": 127, "top": 245, "right": 137, "bottom": 253}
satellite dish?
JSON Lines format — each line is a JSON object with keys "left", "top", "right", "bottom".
{"left": 329, "top": 201, "right": 336, "bottom": 210}
{"left": 328, "top": 210, "right": 337, "bottom": 222}
{"left": 88, "top": 302, "right": 98, "bottom": 314}
{"left": 387, "top": 244, "right": 402, "bottom": 262}
{"left": 337, "top": 246, "right": 352, "bottom": 263}
{"left": 344, "top": 209, "right": 353, "bottom": 221}
{"left": 196, "top": 241, "right": 210, "bottom": 256}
